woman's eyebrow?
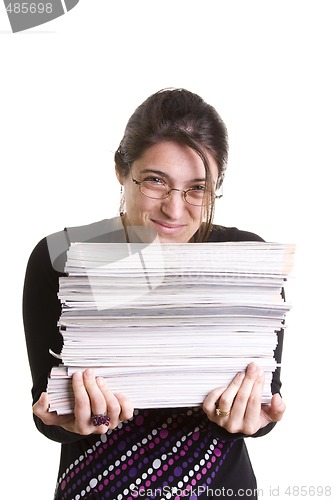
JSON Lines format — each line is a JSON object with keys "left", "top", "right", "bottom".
{"left": 139, "top": 168, "right": 206, "bottom": 183}
{"left": 140, "top": 168, "right": 168, "bottom": 178}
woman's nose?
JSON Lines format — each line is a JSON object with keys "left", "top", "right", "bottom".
{"left": 160, "top": 189, "right": 187, "bottom": 219}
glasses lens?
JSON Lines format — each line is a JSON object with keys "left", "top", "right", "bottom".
{"left": 140, "top": 180, "right": 169, "bottom": 199}
{"left": 185, "top": 189, "right": 211, "bottom": 206}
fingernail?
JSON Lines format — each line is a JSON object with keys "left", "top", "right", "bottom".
{"left": 97, "top": 377, "right": 105, "bottom": 387}
{"left": 73, "top": 370, "right": 83, "bottom": 380}
{"left": 275, "top": 393, "right": 283, "bottom": 404}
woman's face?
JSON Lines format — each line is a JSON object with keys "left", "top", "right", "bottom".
{"left": 116, "top": 141, "right": 219, "bottom": 243}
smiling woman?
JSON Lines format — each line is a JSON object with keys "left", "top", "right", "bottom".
{"left": 115, "top": 88, "right": 228, "bottom": 242}
{"left": 117, "top": 141, "right": 219, "bottom": 243}
{"left": 23, "top": 88, "right": 285, "bottom": 500}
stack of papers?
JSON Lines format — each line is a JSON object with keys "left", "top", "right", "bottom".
{"left": 47, "top": 241, "right": 295, "bottom": 414}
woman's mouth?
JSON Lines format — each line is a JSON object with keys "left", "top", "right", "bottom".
{"left": 151, "top": 219, "right": 186, "bottom": 234}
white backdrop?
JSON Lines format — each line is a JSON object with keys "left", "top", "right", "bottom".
{"left": 1, "top": 1, "right": 332, "bottom": 498}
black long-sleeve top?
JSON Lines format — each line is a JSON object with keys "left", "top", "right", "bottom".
{"left": 23, "top": 218, "right": 283, "bottom": 499}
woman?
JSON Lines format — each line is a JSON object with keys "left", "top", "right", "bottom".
{"left": 23, "top": 88, "right": 285, "bottom": 499}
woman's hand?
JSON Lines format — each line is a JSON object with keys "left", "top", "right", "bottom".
{"left": 202, "top": 362, "right": 286, "bottom": 435}
{"left": 33, "top": 369, "right": 134, "bottom": 435}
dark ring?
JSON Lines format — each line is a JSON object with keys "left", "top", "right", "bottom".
{"left": 91, "top": 413, "right": 110, "bottom": 426}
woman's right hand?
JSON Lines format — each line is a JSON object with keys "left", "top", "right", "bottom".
{"left": 33, "top": 369, "right": 134, "bottom": 435}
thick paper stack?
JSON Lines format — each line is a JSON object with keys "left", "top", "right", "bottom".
{"left": 47, "top": 241, "right": 295, "bottom": 414}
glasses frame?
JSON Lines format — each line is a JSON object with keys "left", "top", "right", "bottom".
{"left": 131, "top": 174, "right": 222, "bottom": 207}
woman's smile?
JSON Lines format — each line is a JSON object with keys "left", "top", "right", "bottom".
{"left": 150, "top": 218, "right": 187, "bottom": 234}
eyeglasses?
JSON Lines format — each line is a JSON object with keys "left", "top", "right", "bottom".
{"left": 131, "top": 174, "right": 222, "bottom": 207}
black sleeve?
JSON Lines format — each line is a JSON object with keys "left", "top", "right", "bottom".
{"left": 22, "top": 237, "right": 85, "bottom": 443}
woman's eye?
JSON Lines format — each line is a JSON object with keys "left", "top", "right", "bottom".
{"left": 144, "top": 177, "right": 165, "bottom": 184}
{"left": 191, "top": 185, "right": 206, "bottom": 191}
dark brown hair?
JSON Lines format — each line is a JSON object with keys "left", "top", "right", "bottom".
{"left": 115, "top": 88, "right": 228, "bottom": 241}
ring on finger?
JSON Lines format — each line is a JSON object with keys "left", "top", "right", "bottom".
{"left": 215, "top": 408, "right": 231, "bottom": 417}
{"left": 91, "top": 412, "right": 110, "bottom": 426}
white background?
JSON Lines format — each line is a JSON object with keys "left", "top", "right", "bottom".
{"left": 1, "top": 1, "right": 332, "bottom": 498}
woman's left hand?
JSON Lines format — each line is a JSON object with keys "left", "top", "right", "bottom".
{"left": 202, "top": 362, "right": 286, "bottom": 435}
